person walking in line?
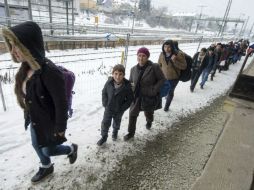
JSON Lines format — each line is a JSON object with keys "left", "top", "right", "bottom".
{"left": 190, "top": 47, "right": 208, "bottom": 92}
{"left": 158, "top": 40, "right": 187, "bottom": 111}
{"left": 210, "top": 43, "right": 222, "bottom": 81}
{"left": 1, "top": 21, "right": 78, "bottom": 183}
{"left": 124, "top": 47, "right": 165, "bottom": 141}
{"left": 200, "top": 47, "right": 216, "bottom": 89}
{"left": 97, "top": 64, "right": 134, "bottom": 146}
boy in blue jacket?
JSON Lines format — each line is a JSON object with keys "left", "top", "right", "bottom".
{"left": 97, "top": 64, "right": 134, "bottom": 146}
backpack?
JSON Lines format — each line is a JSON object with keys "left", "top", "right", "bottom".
{"left": 179, "top": 53, "right": 193, "bottom": 82}
{"left": 57, "top": 66, "right": 75, "bottom": 118}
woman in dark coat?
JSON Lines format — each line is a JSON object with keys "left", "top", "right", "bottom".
{"left": 124, "top": 47, "right": 165, "bottom": 141}
{"left": 1, "top": 21, "right": 78, "bottom": 183}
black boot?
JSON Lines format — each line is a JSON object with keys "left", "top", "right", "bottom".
{"left": 112, "top": 130, "right": 118, "bottom": 141}
{"left": 31, "top": 165, "right": 54, "bottom": 183}
{"left": 146, "top": 122, "right": 152, "bottom": 130}
{"left": 97, "top": 136, "right": 107, "bottom": 146}
{"left": 164, "top": 106, "right": 169, "bottom": 112}
{"left": 124, "top": 133, "right": 134, "bottom": 141}
{"left": 124, "top": 116, "right": 137, "bottom": 141}
{"left": 68, "top": 143, "right": 78, "bottom": 164}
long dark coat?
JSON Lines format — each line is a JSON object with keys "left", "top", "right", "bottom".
{"left": 129, "top": 61, "right": 166, "bottom": 116}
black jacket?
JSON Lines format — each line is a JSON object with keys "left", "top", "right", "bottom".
{"left": 2, "top": 21, "right": 68, "bottom": 147}
{"left": 102, "top": 77, "right": 134, "bottom": 113}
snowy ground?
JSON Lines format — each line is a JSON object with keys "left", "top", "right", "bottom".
{"left": 0, "top": 42, "right": 252, "bottom": 190}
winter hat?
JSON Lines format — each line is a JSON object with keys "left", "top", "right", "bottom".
{"left": 137, "top": 47, "right": 150, "bottom": 58}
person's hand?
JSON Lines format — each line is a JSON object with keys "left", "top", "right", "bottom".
{"left": 55, "top": 132, "right": 65, "bottom": 137}
{"left": 171, "top": 54, "right": 176, "bottom": 61}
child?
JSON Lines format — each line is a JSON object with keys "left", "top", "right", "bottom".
{"left": 97, "top": 64, "right": 134, "bottom": 146}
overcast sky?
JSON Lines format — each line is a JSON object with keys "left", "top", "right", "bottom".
{"left": 151, "top": 0, "right": 254, "bottom": 30}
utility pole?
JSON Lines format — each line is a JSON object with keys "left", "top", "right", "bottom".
{"left": 131, "top": 0, "right": 137, "bottom": 34}
{"left": 48, "top": 0, "right": 53, "bottom": 35}
{"left": 239, "top": 20, "right": 245, "bottom": 38}
{"left": 71, "top": 0, "right": 74, "bottom": 35}
{"left": 28, "top": 0, "right": 33, "bottom": 21}
{"left": 242, "top": 16, "right": 250, "bottom": 37}
{"left": 195, "top": 5, "right": 207, "bottom": 34}
{"left": 248, "top": 22, "right": 254, "bottom": 38}
{"left": 4, "top": 0, "right": 11, "bottom": 27}
{"left": 66, "top": 1, "right": 69, "bottom": 34}
{"left": 218, "top": 0, "right": 232, "bottom": 37}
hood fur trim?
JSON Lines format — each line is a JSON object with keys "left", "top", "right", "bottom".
{"left": 1, "top": 27, "right": 41, "bottom": 70}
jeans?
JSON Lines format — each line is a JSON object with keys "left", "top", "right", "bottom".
{"left": 101, "top": 109, "right": 124, "bottom": 137}
{"left": 200, "top": 69, "right": 210, "bottom": 87}
{"left": 30, "top": 126, "right": 71, "bottom": 166}
{"left": 165, "top": 79, "right": 179, "bottom": 109}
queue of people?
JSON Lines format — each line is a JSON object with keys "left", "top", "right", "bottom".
{"left": 0, "top": 21, "right": 250, "bottom": 184}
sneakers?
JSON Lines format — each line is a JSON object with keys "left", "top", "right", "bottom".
{"left": 124, "top": 133, "right": 134, "bottom": 141}
{"left": 31, "top": 164, "right": 54, "bottom": 184}
{"left": 68, "top": 143, "right": 78, "bottom": 164}
{"left": 97, "top": 137, "right": 107, "bottom": 146}
{"left": 200, "top": 84, "right": 204, "bottom": 89}
{"left": 146, "top": 122, "right": 152, "bottom": 130}
{"left": 190, "top": 86, "right": 194, "bottom": 92}
{"left": 112, "top": 131, "right": 118, "bottom": 141}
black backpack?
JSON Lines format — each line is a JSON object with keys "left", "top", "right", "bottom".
{"left": 179, "top": 53, "right": 193, "bottom": 82}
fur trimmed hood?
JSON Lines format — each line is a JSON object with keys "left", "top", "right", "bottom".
{"left": 1, "top": 21, "right": 46, "bottom": 70}
{"left": 162, "top": 40, "right": 178, "bottom": 55}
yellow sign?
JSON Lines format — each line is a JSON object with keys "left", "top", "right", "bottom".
{"left": 95, "top": 16, "right": 99, "bottom": 24}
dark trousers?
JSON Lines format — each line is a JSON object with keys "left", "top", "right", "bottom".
{"left": 128, "top": 111, "right": 154, "bottom": 135}
{"left": 190, "top": 69, "right": 202, "bottom": 91}
{"left": 101, "top": 109, "right": 123, "bottom": 138}
{"left": 165, "top": 79, "right": 179, "bottom": 109}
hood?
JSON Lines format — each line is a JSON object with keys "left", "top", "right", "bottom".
{"left": 162, "top": 40, "right": 177, "bottom": 55}
{"left": 1, "top": 21, "right": 45, "bottom": 70}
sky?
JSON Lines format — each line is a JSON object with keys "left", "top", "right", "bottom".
{"left": 0, "top": 42, "right": 251, "bottom": 189}
{"left": 151, "top": 0, "right": 254, "bottom": 31}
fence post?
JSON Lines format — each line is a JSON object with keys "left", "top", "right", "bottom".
{"left": 196, "top": 36, "right": 203, "bottom": 52}
{"left": 123, "top": 33, "right": 130, "bottom": 68}
{"left": 0, "top": 81, "right": 7, "bottom": 112}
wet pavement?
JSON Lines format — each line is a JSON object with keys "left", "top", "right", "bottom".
{"left": 101, "top": 96, "right": 228, "bottom": 190}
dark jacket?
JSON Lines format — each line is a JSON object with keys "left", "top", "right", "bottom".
{"left": 129, "top": 61, "right": 165, "bottom": 115}
{"left": 192, "top": 52, "right": 209, "bottom": 72}
{"left": 2, "top": 21, "right": 68, "bottom": 147}
{"left": 102, "top": 77, "right": 134, "bottom": 113}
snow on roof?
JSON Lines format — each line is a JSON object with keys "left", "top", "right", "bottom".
{"left": 172, "top": 12, "right": 197, "bottom": 17}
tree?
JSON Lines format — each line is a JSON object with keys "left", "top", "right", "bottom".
{"left": 139, "top": 0, "right": 151, "bottom": 13}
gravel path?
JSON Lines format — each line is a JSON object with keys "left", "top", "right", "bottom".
{"left": 101, "top": 96, "right": 228, "bottom": 190}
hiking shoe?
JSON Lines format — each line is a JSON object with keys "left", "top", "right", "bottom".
{"left": 68, "top": 143, "right": 78, "bottom": 164}
{"left": 31, "top": 165, "right": 54, "bottom": 184}
{"left": 124, "top": 133, "right": 134, "bottom": 141}
{"left": 146, "top": 122, "right": 152, "bottom": 130}
{"left": 112, "top": 131, "right": 118, "bottom": 141}
{"left": 97, "top": 137, "right": 107, "bottom": 146}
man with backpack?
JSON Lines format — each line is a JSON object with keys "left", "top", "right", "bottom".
{"left": 158, "top": 40, "right": 187, "bottom": 111}
{"left": 1, "top": 21, "right": 78, "bottom": 184}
